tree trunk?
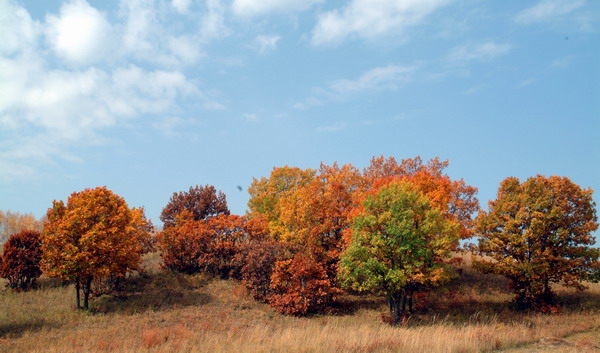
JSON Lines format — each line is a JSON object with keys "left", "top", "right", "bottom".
{"left": 75, "top": 279, "right": 81, "bottom": 310}
{"left": 389, "top": 292, "right": 402, "bottom": 325}
{"left": 82, "top": 277, "right": 92, "bottom": 310}
{"left": 407, "top": 288, "right": 414, "bottom": 314}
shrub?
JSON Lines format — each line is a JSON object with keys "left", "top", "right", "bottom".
{"left": 0, "top": 230, "right": 43, "bottom": 290}
{"left": 235, "top": 240, "right": 298, "bottom": 301}
{"left": 269, "top": 252, "right": 336, "bottom": 316}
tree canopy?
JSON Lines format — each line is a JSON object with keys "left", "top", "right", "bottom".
{"left": 42, "top": 186, "right": 152, "bottom": 309}
{"left": 475, "top": 175, "right": 599, "bottom": 311}
{"left": 339, "top": 181, "right": 460, "bottom": 324}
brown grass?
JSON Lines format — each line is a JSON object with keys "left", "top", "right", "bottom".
{"left": 0, "top": 252, "right": 599, "bottom": 353}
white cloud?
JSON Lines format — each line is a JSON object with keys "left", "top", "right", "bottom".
{"left": 0, "top": 1, "right": 41, "bottom": 56}
{"left": 119, "top": 0, "right": 158, "bottom": 58}
{"left": 232, "top": 0, "right": 321, "bottom": 17}
{"left": 153, "top": 116, "right": 185, "bottom": 136}
{"left": 253, "top": 35, "right": 281, "bottom": 54}
{"left": 514, "top": 0, "right": 586, "bottom": 24}
{"left": 45, "top": 0, "right": 114, "bottom": 65}
{"left": 0, "top": 1, "right": 223, "bottom": 180}
{"left": 312, "top": 0, "right": 451, "bottom": 46}
{"left": 171, "top": 0, "right": 192, "bottom": 14}
{"left": 200, "top": 0, "right": 230, "bottom": 41}
{"left": 448, "top": 42, "right": 511, "bottom": 62}
{"left": 296, "top": 64, "right": 416, "bottom": 108}
{"left": 169, "top": 35, "right": 202, "bottom": 64}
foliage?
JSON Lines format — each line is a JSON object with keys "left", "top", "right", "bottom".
{"left": 247, "top": 166, "right": 316, "bottom": 239}
{"left": 201, "top": 214, "right": 251, "bottom": 278}
{"left": 339, "top": 181, "right": 460, "bottom": 324}
{"left": 475, "top": 175, "right": 599, "bottom": 311}
{"left": 158, "top": 213, "right": 260, "bottom": 277}
{"left": 157, "top": 211, "right": 211, "bottom": 274}
{"left": 269, "top": 252, "right": 336, "bottom": 316}
{"left": 160, "top": 185, "right": 229, "bottom": 229}
{"left": 235, "top": 240, "right": 299, "bottom": 301}
{"left": 278, "top": 163, "right": 365, "bottom": 275}
{"left": 42, "top": 186, "right": 152, "bottom": 309}
{"left": 364, "top": 156, "right": 479, "bottom": 240}
{"left": 0, "top": 230, "right": 43, "bottom": 290}
{"left": 0, "top": 210, "right": 43, "bottom": 245}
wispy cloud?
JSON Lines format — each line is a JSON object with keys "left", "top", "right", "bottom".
{"left": 448, "top": 41, "right": 512, "bottom": 62}
{"left": 243, "top": 113, "right": 258, "bottom": 122}
{"left": 311, "top": 0, "right": 451, "bottom": 46}
{"left": 518, "top": 79, "right": 534, "bottom": 87}
{"left": 232, "top": 0, "right": 321, "bottom": 17}
{"left": 514, "top": 0, "right": 586, "bottom": 24}
{"left": 252, "top": 34, "right": 281, "bottom": 54}
{"left": 295, "top": 65, "right": 417, "bottom": 109}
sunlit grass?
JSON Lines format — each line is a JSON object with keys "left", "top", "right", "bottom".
{"left": 1, "top": 252, "right": 599, "bottom": 353}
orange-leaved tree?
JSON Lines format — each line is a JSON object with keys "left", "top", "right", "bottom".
{"left": 475, "top": 175, "right": 599, "bottom": 311}
{"left": 0, "top": 230, "right": 43, "bottom": 290}
{"left": 42, "top": 187, "right": 152, "bottom": 310}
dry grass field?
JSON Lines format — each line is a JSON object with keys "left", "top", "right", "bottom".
{"left": 1, "top": 252, "right": 599, "bottom": 353}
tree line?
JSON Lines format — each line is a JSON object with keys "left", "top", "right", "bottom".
{"left": 1, "top": 156, "right": 598, "bottom": 324}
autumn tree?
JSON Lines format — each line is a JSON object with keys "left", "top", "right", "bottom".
{"left": 201, "top": 214, "right": 251, "bottom": 278}
{"left": 269, "top": 252, "right": 336, "bottom": 316}
{"left": 158, "top": 212, "right": 260, "bottom": 277}
{"left": 235, "top": 240, "right": 299, "bottom": 301}
{"left": 247, "top": 166, "right": 316, "bottom": 239}
{"left": 0, "top": 230, "right": 43, "bottom": 290}
{"left": 475, "top": 175, "right": 599, "bottom": 311}
{"left": 160, "top": 185, "right": 229, "bottom": 229}
{"left": 42, "top": 187, "right": 152, "bottom": 310}
{"left": 364, "top": 156, "right": 479, "bottom": 240}
{"left": 339, "top": 181, "right": 460, "bottom": 324}
{"left": 0, "top": 210, "right": 43, "bottom": 244}
{"left": 158, "top": 210, "right": 211, "bottom": 274}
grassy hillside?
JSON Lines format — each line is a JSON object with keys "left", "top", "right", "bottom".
{"left": 1, "top": 253, "right": 599, "bottom": 353}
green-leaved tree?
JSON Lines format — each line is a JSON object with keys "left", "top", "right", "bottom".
{"left": 339, "top": 181, "right": 459, "bottom": 324}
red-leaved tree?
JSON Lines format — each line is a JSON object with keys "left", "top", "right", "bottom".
{"left": 269, "top": 252, "right": 337, "bottom": 316}
{"left": 160, "top": 185, "right": 229, "bottom": 229}
{"left": 235, "top": 240, "right": 299, "bottom": 301}
{"left": 0, "top": 230, "right": 43, "bottom": 290}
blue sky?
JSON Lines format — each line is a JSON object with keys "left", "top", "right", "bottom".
{"left": 0, "top": 0, "right": 598, "bottom": 227}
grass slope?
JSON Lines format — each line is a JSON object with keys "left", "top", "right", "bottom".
{"left": 1, "top": 253, "right": 599, "bottom": 353}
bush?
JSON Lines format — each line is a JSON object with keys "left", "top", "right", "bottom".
{"left": 0, "top": 230, "right": 43, "bottom": 290}
{"left": 159, "top": 213, "right": 264, "bottom": 277}
{"left": 234, "top": 240, "right": 298, "bottom": 301}
{"left": 157, "top": 213, "right": 211, "bottom": 274}
{"left": 269, "top": 252, "right": 336, "bottom": 316}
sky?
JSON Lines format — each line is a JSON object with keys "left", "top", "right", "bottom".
{"left": 0, "top": 0, "right": 599, "bottom": 228}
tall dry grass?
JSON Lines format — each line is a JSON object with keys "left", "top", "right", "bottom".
{"left": 1, "top": 252, "right": 599, "bottom": 353}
